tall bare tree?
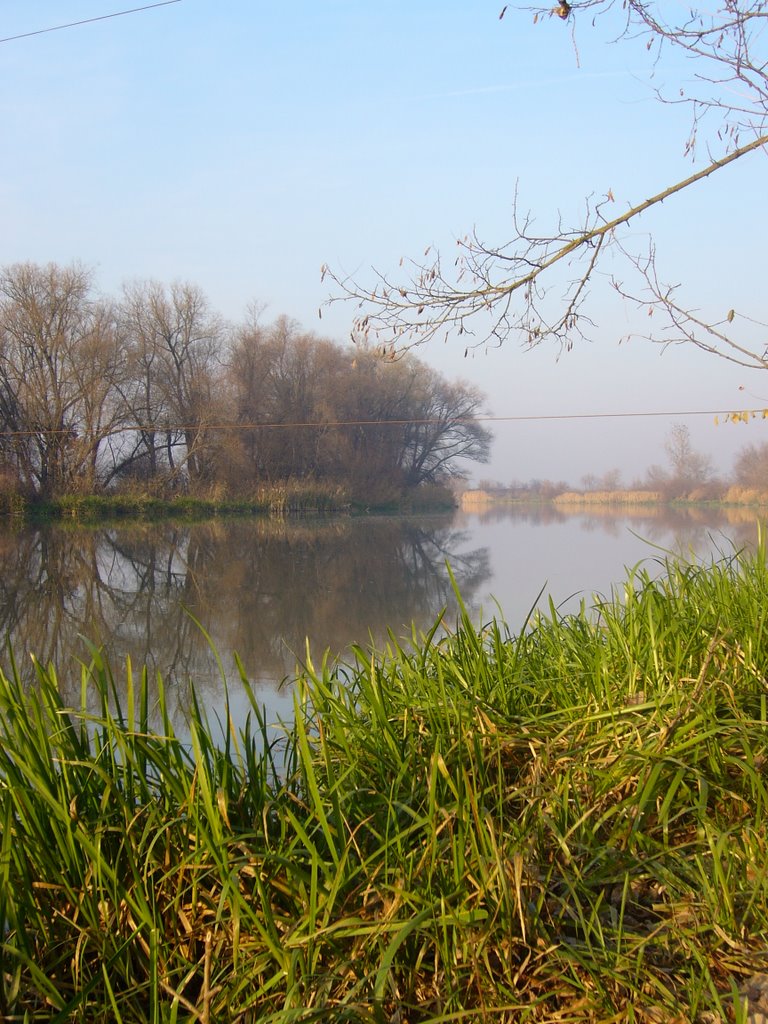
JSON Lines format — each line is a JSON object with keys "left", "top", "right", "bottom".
{"left": 118, "top": 281, "right": 224, "bottom": 489}
{"left": 228, "top": 316, "right": 336, "bottom": 482}
{"left": 325, "top": 1, "right": 767, "bottom": 368}
{"left": 733, "top": 440, "right": 768, "bottom": 488}
{"left": 337, "top": 348, "right": 491, "bottom": 490}
{"left": 0, "top": 262, "right": 127, "bottom": 497}
{"left": 228, "top": 319, "right": 491, "bottom": 496}
{"left": 664, "top": 423, "right": 713, "bottom": 487}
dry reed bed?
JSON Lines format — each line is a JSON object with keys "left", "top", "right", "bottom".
{"left": 1, "top": 548, "right": 767, "bottom": 1022}
{"left": 553, "top": 490, "right": 662, "bottom": 505}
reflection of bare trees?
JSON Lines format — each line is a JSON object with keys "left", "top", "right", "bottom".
{"left": 0, "top": 516, "right": 488, "bottom": 710}
{"left": 0, "top": 529, "right": 108, "bottom": 669}
{"left": 458, "top": 502, "right": 768, "bottom": 585}
{"left": 177, "top": 517, "right": 489, "bottom": 680}
{"left": 562, "top": 504, "right": 764, "bottom": 554}
{"left": 0, "top": 526, "right": 213, "bottom": 711}
{"left": 458, "top": 500, "right": 766, "bottom": 552}
{"left": 457, "top": 503, "right": 569, "bottom": 527}
{"left": 2, "top": 507, "right": 763, "bottom": 726}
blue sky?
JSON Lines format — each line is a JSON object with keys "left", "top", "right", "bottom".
{"left": 1, "top": 1, "right": 765, "bottom": 485}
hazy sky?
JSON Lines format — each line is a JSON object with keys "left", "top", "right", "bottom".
{"left": 1, "top": 1, "right": 765, "bottom": 486}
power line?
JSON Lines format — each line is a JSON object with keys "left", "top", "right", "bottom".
{"left": 0, "top": 407, "right": 762, "bottom": 439}
{"left": 0, "top": 1, "right": 182, "bottom": 45}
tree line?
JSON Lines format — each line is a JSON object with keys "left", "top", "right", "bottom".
{"left": 0, "top": 262, "right": 491, "bottom": 503}
{"left": 478, "top": 425, "right": 768, "bottom": 502}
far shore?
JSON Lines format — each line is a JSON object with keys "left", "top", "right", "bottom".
{"left": 460, "top": 485, "right": 768, "bottom": 508}
{"left": 3, "top": 484, "right": 768, "bottom": 526}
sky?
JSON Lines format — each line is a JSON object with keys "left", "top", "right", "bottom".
{"left": 1, "top": 0, "right": 766, "bottom": 486}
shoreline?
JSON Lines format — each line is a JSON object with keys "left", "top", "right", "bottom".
{"left": 0, "top": 487, "right": 458, "bottom": 524}
{"left": 461, "top": 486, "right": 768, "bottom": 509}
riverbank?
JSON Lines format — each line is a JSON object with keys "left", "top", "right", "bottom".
{"left": 462, "top": 485, "right": 768, "bottom": 509}
{"left": 0, "top": 481, "right": 457, "bottom": 522}
{"left": 1, "top": 551, "right": 767, "bottom": 1021}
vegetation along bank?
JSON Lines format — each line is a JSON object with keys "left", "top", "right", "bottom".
{"left": 0, "top": 263, "right": 490, "bottom": 511}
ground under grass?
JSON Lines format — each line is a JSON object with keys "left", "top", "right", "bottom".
{"left": 1, "top": 548, "right": 767, "bottom": 1022}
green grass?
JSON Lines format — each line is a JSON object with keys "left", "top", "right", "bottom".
{"left": 1, "top": 547, "right": 767, "bottom": 1021}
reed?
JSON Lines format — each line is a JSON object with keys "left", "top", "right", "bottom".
{"left": 554, "top": 490, "right": 662, "bottom": 505}
{"left": 1, "top": 546, "right": 767, "bottom": 1021}
{"left": 724, "top": 486, "right": 768, "bottom": 507}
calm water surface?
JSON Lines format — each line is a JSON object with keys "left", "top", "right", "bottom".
{"left": 0, "top": 505, "right": 763, "bottom": 727}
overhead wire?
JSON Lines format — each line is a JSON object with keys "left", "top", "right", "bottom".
{"left": 0, "top": 7, "right": 755, "bottom": 441}
{"left": 0, "top": 1, "right": 182, "bottom": 45}
{"left": 0, "top": 407, "right": 762, "bottom": 439}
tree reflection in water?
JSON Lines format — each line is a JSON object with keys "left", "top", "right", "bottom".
{"left": 461, "top": 500, "right": 767, "bottom": 552}
{"left": 3, "top": 505, "right": 763, "bottom": 730}
{"left": 0, "top": 515, "right": 489, "bottom": 723}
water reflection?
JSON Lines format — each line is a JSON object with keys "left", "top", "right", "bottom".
{"left": 0, "top": 515, "right": 489, "bottom": 712}
{"left": 464, "top": 499, "right": 766, "bottom": 535}
{"left": 0, "top": 504, "right": 764, "bottom": 726}
{"left": 451, "top": 502, "right": 767, "bottom": 633}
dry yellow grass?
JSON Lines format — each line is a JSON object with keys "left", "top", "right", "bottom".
{"left": 460, "top": 488, "right": 495, "bottom": 506}
{"left": 554, "top": 489, "right": 662, "bottom": 505}
{"left": 724, "top": 486, "right": 768, "bottom": 506}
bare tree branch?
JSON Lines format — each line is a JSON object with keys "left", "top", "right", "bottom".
{"left": 324, "top": 0, "right": 768, "bottom": 369}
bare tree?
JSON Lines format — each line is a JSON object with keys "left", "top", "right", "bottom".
{"left": 665, "top": 423, "right": 713, "bottom": 486}
{"left": 228, "top": 319, "right": 492, "bottom": 497}
{"left": 325, "top": 1, "right": 767, "bottom": 367}
{"left": 227, "top": 316, "right": 340, "bottom": 483}
{"left": 118, "top": 281, "right": 224, "bottom": 489}
{"left": 320, "top": 345, "right": 492, "bottom": 492}
{"left": 395, "top": 365, "right": 492, "bottom": 487}
{"left": 643, "top": 422, "right": 714, "bottom": 496}
{"left": 598, "top": 468, "right": 623, "bottom": 491}
{"left": 733, "top": 440, "right": 768, "bottom": 488}
{"left": 0, "top": 262, "right": 127, "bottom": 497}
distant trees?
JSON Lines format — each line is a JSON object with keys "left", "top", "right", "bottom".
{"left": 475, "top": 478, "right": 570, "bottom": 500}
{"left": 639, "top": 424, "right": 715, "bottom": 498}
{"left": 579, "top": 469, "right": 622, "bottom": 491}
{"left": 733, "top": 442, "right": 768, "bottom": 490}
{"left": 664, "top": 425, "right": 713, "bottom": 490}
{"left": 0, "top": 261, "right": 491, "bottom": 502}
{"left": 228, "top": 318, "right": 491, "bottom": 502}
{"left": 476, "top": 427, "right": 768, "bottom": 506}
{"left": 626, "top": 424, "right": 716, "bottom": 499}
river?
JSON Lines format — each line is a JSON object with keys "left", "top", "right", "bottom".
{"left": 0, "top": 503, "right": 763, "bottom": 728}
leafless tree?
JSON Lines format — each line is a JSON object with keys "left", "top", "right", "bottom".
{"left": 733, "top": 440, "right": 768, "bottom": 488}
{"left": 664, "top": 423, "right": 713, "bottom": 485}
{"left": 317, "top": 345, "right": 493, "bottom": 494}
{"left": 324, "top": 1, "right": 767, "bottom": 368}
{"left": 598, "top": 468, "right": 623, "bottom": 491}
{"left": 228, "top": 319, "right": 492, "bottom": 497}
{"left": 227, "top": 316, "right": 339, "bottom": 483}
{"left": 641, "top": 422, "right": 714, "bottom": 496}
{"left": 0, "top": 262, "right": 128, "bottom": 497}
{"left": 118, "top": 281, "right": 225, "bottom": 489}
